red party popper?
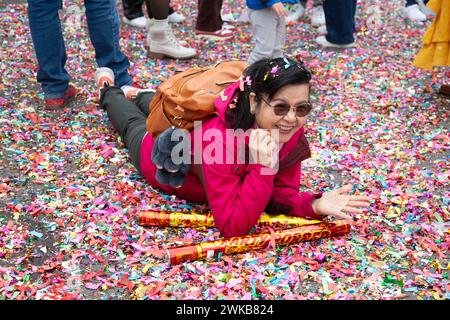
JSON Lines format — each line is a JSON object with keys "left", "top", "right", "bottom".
{"left": 162, "top": 220, "right": 351, "bottom": 264}
{"left": 138, "top": 210, "right": 322, "bottom": 229}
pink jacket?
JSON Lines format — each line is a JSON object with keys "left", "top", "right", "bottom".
{"left": 140, "top": 83, "right": 322, "bottom": 238}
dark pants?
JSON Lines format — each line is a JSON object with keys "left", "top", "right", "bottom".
{"left": 323, "top": 0, "right": 356, "bottom": 45}
{"left": 196, "top": 0, "right": 223, "bottom": 32}
{"left": 122, "top": 0, "right": 174, "bottom": 20}
{"left": 100, "top": 86, "right": 154, "bottom": 172}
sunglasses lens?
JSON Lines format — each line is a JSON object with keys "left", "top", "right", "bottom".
{"left": 273, "top": 104, "right": 291, "bottom": 116}
{"left": 295, "top": 103, "right": 312, "bottom": 117}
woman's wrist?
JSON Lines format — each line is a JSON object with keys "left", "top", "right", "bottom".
{"left": 311, "top": 194, "right": 323, "bottom": 216}
{"left": 312, "top": 198, "right": 319, "bottom": 215}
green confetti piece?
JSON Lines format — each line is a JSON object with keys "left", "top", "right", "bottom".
{"left": 382, "top": 274, "right": 403, "bottom": 287}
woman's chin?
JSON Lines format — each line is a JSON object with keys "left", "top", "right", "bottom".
{"left": 272, "top": 127, "right": 298, "bottom": 143}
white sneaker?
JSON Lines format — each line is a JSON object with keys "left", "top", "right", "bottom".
{"left": 223, "top": 23, "right": 236, "bottom": 31}
{"left": 317, "top": 24, "right": 327, "bottom": 35}
{"left": 94, "top": 67, "right": 114, "bottom": 88}
{"left": 311, "top": 5, "right": 325, "bottom": 26}
{"left": 315, "top": 35, "right": 355, "bottom": 48}
{"left": 222, "top": 12, "right": 236, "bottom": 23}
{"left": 402, "top": 4, "right": 427, "bottom": 22}
{"left": 147, "top": 19, "right": 196, "bottom": 59}
{"left": 286, "top": 3, "right": 305, "bottom": 22}
{"left": 94, "top": 67, "right": 114, "bottom": 101}
{"left": 122, "top": 16, "right": 147, "bottom": 28}
{"left": 168, "top": 12, "right": 186, "bottom": 24}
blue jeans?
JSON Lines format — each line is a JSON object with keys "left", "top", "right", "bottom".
{"left": 27, "top": 0, "right": 132, "bottom": 98}
{"left": 323, "top": 0, "right": 357, "bottom": 45}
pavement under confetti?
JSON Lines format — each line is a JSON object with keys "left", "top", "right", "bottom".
{"left": 0, "top": 0, "right": 448, "bottom": 300}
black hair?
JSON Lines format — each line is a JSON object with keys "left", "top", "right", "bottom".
{"left": 225, "top": 57, "right": 312, "bottom": 130}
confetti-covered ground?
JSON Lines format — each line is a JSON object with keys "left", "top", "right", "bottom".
{"left": 0, "top": 0, "right": 448, "bottom": 300}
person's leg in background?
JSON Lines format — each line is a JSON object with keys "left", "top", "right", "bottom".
{"left": 311, "top": 0, "right": 326, "bottom": 27}
{"left": 286, "top": 0, "right": 305, "bottom": 23}
{"left": 195, "top": 0, "right": 233, "bottom": 41}
{"left": 147, "top": 1, "right": 185, "bottom": 23}
{"left": 272, "top": 12, "right": 287, "bottom": 60}
{"left": 286, "top": 0, "right": 325, "bottom": 26}
{"left": 122, "top": 0, "right": 147, "bottom": 28}
{"left": 27, "top": 0, "right": 77, "bottom": 108}
{"left": 247, "top": 9, "right": 278, "bottom": 65}
{"left": 316, "top": 0, "right": 356, "bottom": 48}
{"left": 145, "top": 0, "right": 196, "bottom": 59}
{"left": 85, "top": 0, "right": 133, "bottom": 87}
{"left": 100, "top": 86, "right": 149, "bottom": 173}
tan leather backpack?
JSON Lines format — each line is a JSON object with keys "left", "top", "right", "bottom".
{"left": 146, "top": 61, "right": 248, "bottom": 138}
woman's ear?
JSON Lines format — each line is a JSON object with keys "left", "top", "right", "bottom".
{"left": 249, "top": 92, "right": 256, "bottom": 114}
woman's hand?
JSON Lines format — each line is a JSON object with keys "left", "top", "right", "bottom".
{"left": 272, "top": 2, "right": 288, "bottom": 18}
{"left": 249, "top": 129, "right": 278, "bottom": 168}
{"left": 311, "top": 185, "right": 370, "bottom": 220}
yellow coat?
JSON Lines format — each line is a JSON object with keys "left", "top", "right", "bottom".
{"left": 413, "top": 0, "right": 450, "bottom": 70}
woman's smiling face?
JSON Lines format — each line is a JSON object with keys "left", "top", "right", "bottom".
{"left": 250, "top": 83, "right": 310, "bottom": 143}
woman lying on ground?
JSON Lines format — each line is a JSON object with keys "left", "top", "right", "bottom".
{"left": 95, "top": 57, "right": 370, "bottom": 238}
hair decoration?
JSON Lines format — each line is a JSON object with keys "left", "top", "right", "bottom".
{"left": 270, "top": 65, "right": 280, "bottom": 74}
{"left": 228, "top": 95, "right": 239, "bottom": 109}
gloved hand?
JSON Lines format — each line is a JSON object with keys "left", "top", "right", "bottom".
{"left": 151, "top": 127, "right": 191, "bottom": 188}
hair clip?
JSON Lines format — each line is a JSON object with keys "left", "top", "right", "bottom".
{"left": 283, "top": 57, "right": 291, "bottom": 69}
{"left": 220, "top": 90, "right": 228, "bottom": 102}
{"left": 270, "top": 66, "right": 280, "bottom": 74}
{"left": 229, "top": 95, "right": 238, "bottom": 109}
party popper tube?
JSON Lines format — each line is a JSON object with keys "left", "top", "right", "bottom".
{"left": 164, "top": 220, "right": 351, "bottom": 264}
{"left": 138, "top": 210, "right": 321, "bottom": 229}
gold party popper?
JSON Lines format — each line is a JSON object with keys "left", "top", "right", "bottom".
{"left": 138, "top": 210, "right": 321, "bottom": 229}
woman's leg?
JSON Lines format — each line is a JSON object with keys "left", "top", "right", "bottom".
{"left": 135, "top": 91, "right": 155, "bottom": 116}
{"left": 100, "top": 86, "right": 148, "bottom": 172}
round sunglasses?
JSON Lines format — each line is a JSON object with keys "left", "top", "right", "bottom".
{"left": 259, "top": 96, "right": 312, "bottom": 117}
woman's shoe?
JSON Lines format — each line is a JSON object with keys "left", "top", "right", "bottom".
{"left": 94, "top": 67, "right": 115, "bottom": 101}
{"left": 120, "top": 85, "right": 155, "bottom": 100}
